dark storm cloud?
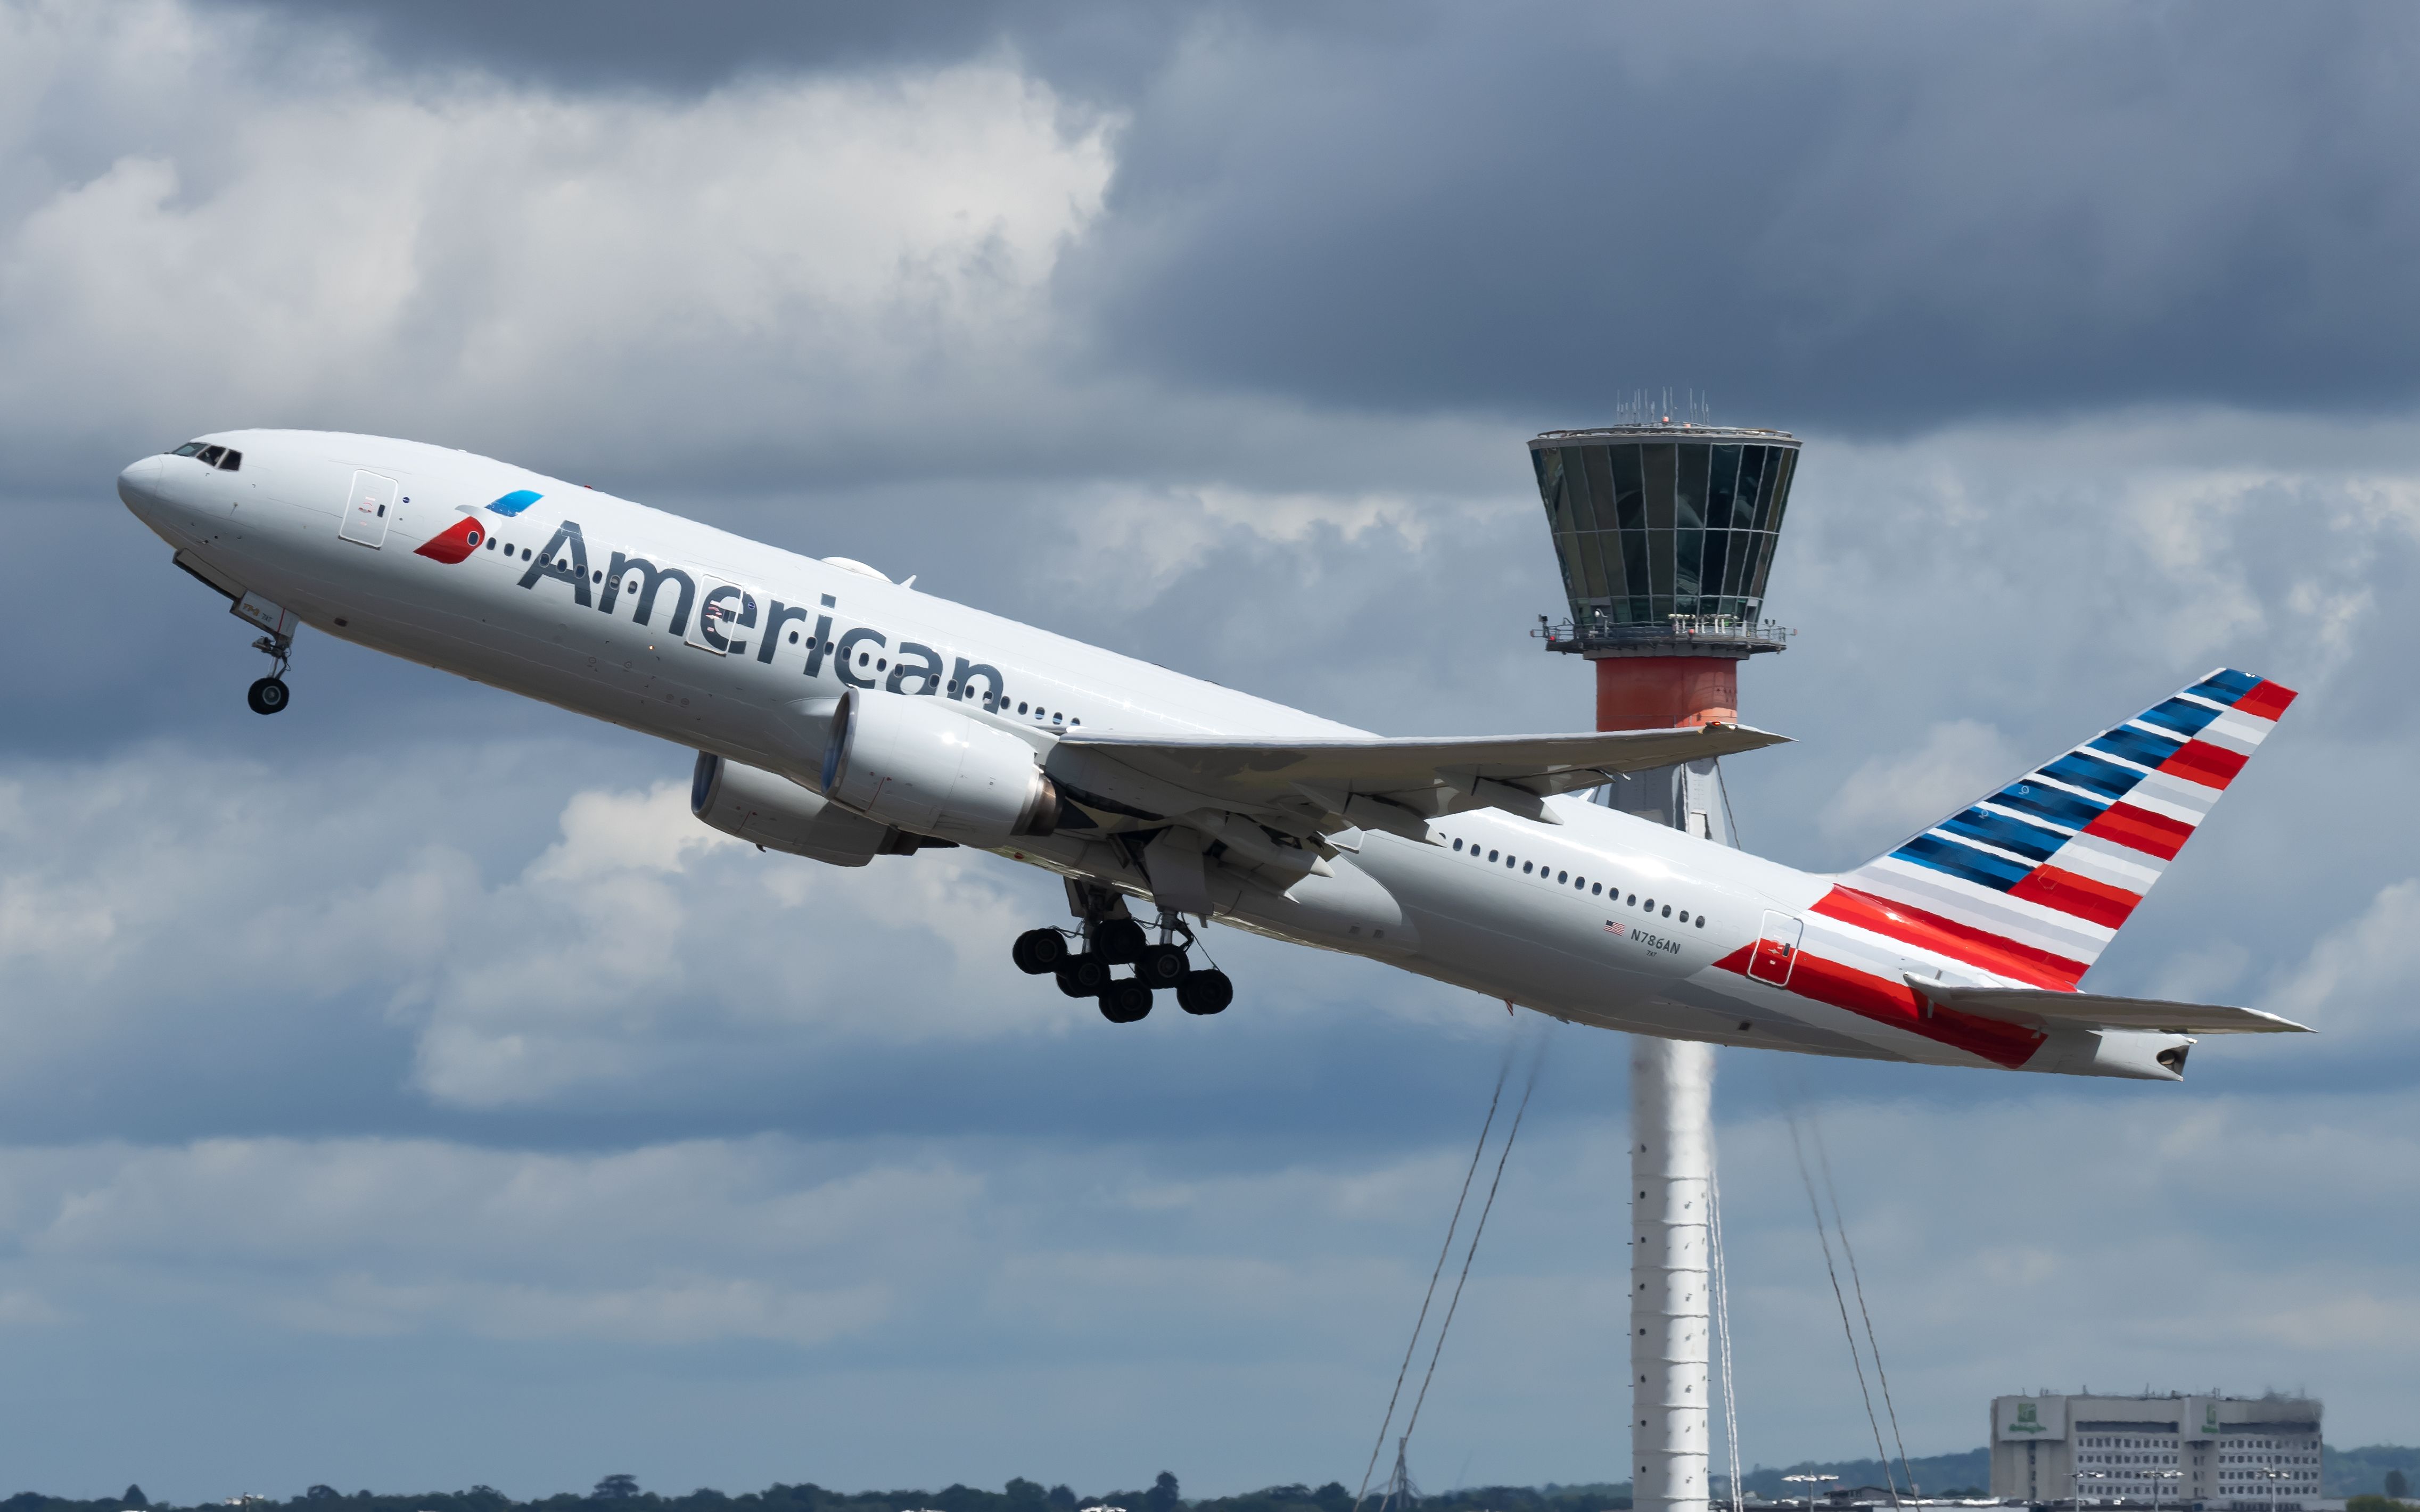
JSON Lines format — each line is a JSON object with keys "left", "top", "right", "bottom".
{"left": 199, "top": 0, "right": 2420, "bottom": 431}
{"left": 203, "top": 0, "right": 1186, "bottom": 97}
{"left": 1071, "top": 1, "right": 2420, "bottom": 431}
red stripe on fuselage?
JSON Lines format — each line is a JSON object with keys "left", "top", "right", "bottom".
{"left": 2232, "top": 680, "right": 2298, "bottom": 722}
{"left": 2081, "top": 802, "right": 2193, "bottom": 862}
{"left": 1809, "top": 886, "right": 2086, "bottom": 990}
{"left": 1717, "top": 941, "right": 2044, "bottom": 1068}
{"left": 2008, "top": 866, "right": 2141, "bottom": 929}
{"left": 2160, "top": 739, "right": 2248, "bottom": 789}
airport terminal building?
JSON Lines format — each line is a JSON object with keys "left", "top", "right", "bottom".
{"left": 1991, "top": 1393, "right": 2325, "bottom": 1510}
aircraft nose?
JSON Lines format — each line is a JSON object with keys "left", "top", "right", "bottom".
{"left": 118, "top": 454, "right": 166, "bottom": 516}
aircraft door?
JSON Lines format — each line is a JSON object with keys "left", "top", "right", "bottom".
{"left": 339, "top": 470, "right": 400, "bottom": 548}
{"left": 1748, "top": 910, "right": 1803, "bottom": 987}
{"left": 687, "top": 581, "right": 758, "bottom": 656}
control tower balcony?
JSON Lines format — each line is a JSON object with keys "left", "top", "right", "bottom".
{"left": 1535, "top": 613, "right": 1793, "bottom": 658}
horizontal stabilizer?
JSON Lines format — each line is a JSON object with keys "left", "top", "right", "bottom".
{"left": 1903, "top": 974, "right": 2311, "bottom": 1036}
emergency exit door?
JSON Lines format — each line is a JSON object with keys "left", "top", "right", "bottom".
{"left": 1748, "top": 910, "right": 1803, "bottom": 986}
{"left": 339, "top": 469, "right": 399, "bottom": 548}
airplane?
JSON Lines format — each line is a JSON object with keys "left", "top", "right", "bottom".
{"left": 117, "top": 430, "right": 2311, "bottom": 1079}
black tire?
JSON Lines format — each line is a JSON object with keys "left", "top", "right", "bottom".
{"left": 1177, "top": 969, "right": 1234, "bottom": 1016}
{"left": 246, "top": 676, "right": 290, "bottom": 716}
{"left": 1013, "top": 928, "right": 1068, "bottom": 975}
{"left": 1100, "top": 977, "right": 1153, "bottom": 1023}
{"left": 1094, "top": 918, "right": 1147, "bottom": 964}
{"left": 1055, "top": 953, "right": 1109, "bottom": 998}
{"left": 1134, "top": 943, "right": 1189, "bottom": 989}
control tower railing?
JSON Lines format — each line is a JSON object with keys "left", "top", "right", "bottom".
{"left": 1533, "top": 614, "right": 1793, "bottom": 657}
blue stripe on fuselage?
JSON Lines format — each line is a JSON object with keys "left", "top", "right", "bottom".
{"left": 2136, "top": 695, "right": 2224, "bottom": 740}
{"left": 1992, "top": 781, "right": 2107, "bottom": 830}
{"left": 1939, "top": 806, "right": 2067, "bottom": 863}
{"left": 2040, "top": 750, "right": 2145, "bottom": 802}
{"left": 1891, "top": 831, "right": 2034, "bottom": 891}
{"left": 2089, "top": 723, "right": 2183, "bottom": 769}
{"left": 2189, "top": 668, "right": 2259, "bottom": 704}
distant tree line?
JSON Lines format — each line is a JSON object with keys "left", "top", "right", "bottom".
{"left": 7, "top": 1447, "right": 2417, "bottom": 1512}
{"left": 0, "top": 1472, "right": 1634, "bottom": 1512}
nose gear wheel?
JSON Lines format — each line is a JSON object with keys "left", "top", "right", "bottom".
{"left": 246, "top": 633, "right": 294, "bottom": 715}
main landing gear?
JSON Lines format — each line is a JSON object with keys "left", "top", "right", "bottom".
{"left": 1013, "top": 883, "right": 1233, "bottom": 1024}
{"left": 246, "top": 632, "right": 293, "bottom": 716}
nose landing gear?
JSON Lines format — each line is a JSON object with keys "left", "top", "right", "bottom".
{"left": 1013, "top": 882, "right": 1234, "bottom": 1023}
{"left": 246, "top": 633, "right": 293, "bottom": 716}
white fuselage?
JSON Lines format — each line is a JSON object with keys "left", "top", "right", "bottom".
{"left": 116, "top": 429, "right": 2153, "bottom": 1077}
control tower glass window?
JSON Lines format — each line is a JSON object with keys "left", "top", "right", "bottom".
{"left": 1533, "top": 433, "right": 1798, "bottom": 634}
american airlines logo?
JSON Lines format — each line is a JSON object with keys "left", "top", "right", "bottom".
{"left": 426, "top": 514, "right": 1009, "bottom": 706}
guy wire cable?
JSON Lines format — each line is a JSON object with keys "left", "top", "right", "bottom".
{"left": 1786, "top": 1105, "right": 1902, "bottom": 1511}
{"left": 1810, "top": 1117, "right": 1919, "bottom": 1497}
{"left": 1710, "top": 1154, "right": 1744, "bottom": 1512}
{"left": 1398, "top": 1039, "right": 1545, "bottom": 1448}
{"left": 1352, "top": 1040, "right": 1514, "bottom": 1512}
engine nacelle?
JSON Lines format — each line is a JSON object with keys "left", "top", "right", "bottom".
{"left": 821, "top": 689, "right": 1060, "bottom": 848}
{"left": 691, "top": 751, "right": 929, "bottom": 867}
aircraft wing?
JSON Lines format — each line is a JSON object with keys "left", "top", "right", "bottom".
{"left": 1903, "top": 975, "right": 2312, "bottom": 1036}
{"left": 1050, "top": 723, "right": 1787, "bottom": 835}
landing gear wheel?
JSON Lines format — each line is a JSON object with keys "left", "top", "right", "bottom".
{"left": 1176, "top": 969, "right": 1233, "bottom": 1016}
{"left": 1055, "top": 953, "right": 1109, "bottom": 998}
{"left": 1134, "top": 943, "right": 1189, "bottom": 989}
{"left": 1013, "top": 928, "right": 1069, "bottom": 976}
{"left": 246, "top": 676, "right": 290, "bottom": 716}
{"left": 1099, "top": 978, "right": 1153, "bottom": 1023}
{"left": 1094, "top": 918, "right": 1147, "bottom": 964}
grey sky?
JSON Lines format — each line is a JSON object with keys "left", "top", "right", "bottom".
{"left": 2, "top": 0, "right": 2416, "bottom": 1501}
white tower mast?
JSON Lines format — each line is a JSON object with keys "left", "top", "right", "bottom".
{"left": 1631, "top": 1036, "right": 1714, "bottom": 1512}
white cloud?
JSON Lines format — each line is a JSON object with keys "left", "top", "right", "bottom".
{"left": 1816, "top": 718, "right": 2020, "bottom": 853}
{"left": 2260, "top": 878, "right": 2420, "bottom": 1036}
{"left": 0, "top": 1, "right": 1115, "bottom": 470}
{"left": 0, "top": 743, "right": 1109, "bottom": 1112}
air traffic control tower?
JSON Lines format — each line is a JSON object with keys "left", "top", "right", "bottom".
{"left": 1529, "top": 422, "right": 1799, "bottom": 839}
{"left": 1525, "top": 416, "right": 1804, "bottom": 1512}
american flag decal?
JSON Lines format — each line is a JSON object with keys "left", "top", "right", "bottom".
{"left": 1604, "top": 920, "right": 1626, "bottom": 936}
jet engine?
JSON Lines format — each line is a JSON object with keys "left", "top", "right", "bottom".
{"left": 691, "top": 751, "right": 934, "bottom": 866}
{"left": 821, "top": 689, "right": 1060, "bottom": 848}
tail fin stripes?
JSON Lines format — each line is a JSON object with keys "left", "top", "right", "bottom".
{"left": 1832, "top": 668, "right": 2296, "bottom": 988}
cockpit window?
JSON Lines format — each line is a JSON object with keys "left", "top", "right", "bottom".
{"left": 196, "top": 445, "right": 226, "bottom": 467}
{"left": 217, "top": 449, "right": 242, "bottom": 472}
{"left": 170, "top": 441, "right": 205, "bottom": 457}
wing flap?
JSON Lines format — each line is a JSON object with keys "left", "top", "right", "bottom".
{"left": 1056, "top": 723, "right": 1787, "bottom": 818}
{"left": 1903, "top": 974, "right": 2311, "bottom": 1035}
